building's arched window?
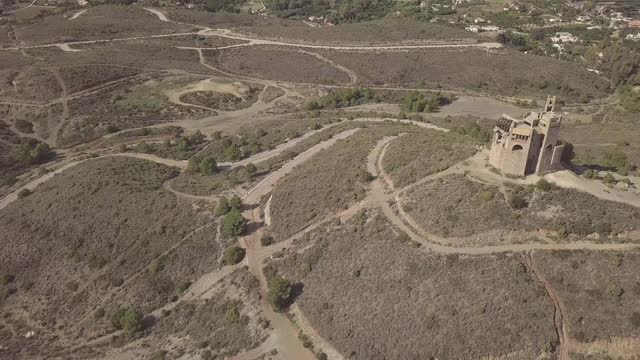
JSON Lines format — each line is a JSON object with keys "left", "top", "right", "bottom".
{"left": 545, "top": 144, "right": 553, "bottom": 151}
{"left": 512, "top": 145, "right": 523, "bottom": 151}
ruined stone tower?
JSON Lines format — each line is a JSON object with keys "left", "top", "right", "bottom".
{"left": 488, "top": 96, "right": 565, "bottom": 176}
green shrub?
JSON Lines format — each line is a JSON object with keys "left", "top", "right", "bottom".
{"left": 229, "top": 194, "right": 242, "bottom": 211}
{"left": 223, "top": 245, "right": 246, "bottom": 265}
{"left": 602, "top": 173, "right": 616, "bottom": 184}
{"left": 402, "top": 91, "right": 452, "bottom": 113}
{"left": 603, "top": 150, "right": 631, "bottom": 175}
{"left": 175, "top": 280, "right": 192, "bottom": 295}
{"left": 606, "top": 281, "right": 623, "bottom": 298}
{"left": 118, "top": 144, "right": 129, "bottom": 152}
{"left": 224, "top": 144, "right": 242, "bottom": 161}
{"left": 14, "top": 140, "right": 53, "bottom": 165}
{"left": 245, "top": 163, "right": 257, "bottom": 180}
{"left": 94, "top": 307, "right": 105, "bottom": 319}
{"left": 0, "top": 274, "right": 15, "bottom": 286}
{"left": 583, "top": 169, "right": 594, "bottom": 178}
{"left": 508, "top": 193, "right": 528, "bottom": 209}
{"left": 224, "top": 301, "right": 241, "bottom": 324}
{"left": 199, "top": 156, "right": 217, "bottom": 175}
{"left": 134, "top": 141, "right": 151, "bottom": 153}
{"left": 148, "top": 255, "right": 166, "bottom": 274}
{"left": 305, "top": 88, "right": 375, "bottom": 110}
{"left": 111, "top": 307, "right": 143, "bottom": 336}
{"left": 17, "top": 188, "right": 32, "bottom": 199}
{"left": 475, "top": 190, "right": 494, "bottom": 202}
{"left": 451, "top": 121, "right": 492, "bottom": 143}
{"left": 536, "top": 178, "right": 555, "bottom": 191}
{"left": 216, "top": 196, "right": 231, "bottom": 216}
{"left": 356, "top": 168, "right": 373, "bottom": 182}
{"left": 268, "top": 276, "right": 292, "bottom": 311}
{"left": 261, "top": 233, "right": 274, "bottom": 246}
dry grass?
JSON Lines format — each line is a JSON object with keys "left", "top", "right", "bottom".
{"left": 61, "top": 74, "right": 214, "bottom": 147}
{"left": 14, "top": 5, "right": 191, "bottom": 45}
{"left": 0, "top": 68, "right": 61, "bottom": 102}
{"left": 234, "top": 17, "right": 480, "bottom": 45}
{"left": 403, "top": 175, "right": 640, "bottom": 245}
{"left": 534, "top": 250, "right": 640, "bottom": 344}
{"left": 0, "top": 157, "right": 221, "bottom": 357}
{"left": 320, "top": 48, "right": 610, "bottom": 101}
{"left": 267, "top": 210, "right": 557, "bottom": 359}
{"left": 210, "top": 45, "right": 351, "bottom": 85}
{"left": 381, "top": 130, "right": 478, "bottom": 187}
{"left": 269, "top": 123, "right": 421, "bottom": 241}
{"left": 179, "top": 86, "right": 262, "bottom": 111}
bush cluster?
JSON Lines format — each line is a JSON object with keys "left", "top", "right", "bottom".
{"left": 111, "top": 306, "right": 143, "bottom": 336}
{"left": 14, "top": 139, "right": 53, "bottom": 165}
{"left": 188, "top": 155, "right": 218, "bottom": 175}
{"left": 222, "top": 211, "right": 247, "bottom": 237}
{"left": 402, "top": 91, "right": 452, "bottom": 113}
{"left": 223, "top": 245, "right": 246, "bottom": 265}
{"left": 268, "top": 275, "right": 292, "bottom": 311}
{"left": 306, "top": 88, "right": 376, "bottom": 110}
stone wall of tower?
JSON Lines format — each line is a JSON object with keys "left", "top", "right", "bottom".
{"left": 500, "top": 135, "right": 532, "bottom": 176}
{"left": 536, "top": 121, "right": 563, "bottom": 174}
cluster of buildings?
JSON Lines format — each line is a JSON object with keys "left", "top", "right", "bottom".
{"left": 463, "top": 16, "right": 501, "bottom": 33}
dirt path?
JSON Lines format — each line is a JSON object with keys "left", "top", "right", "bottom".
{"left": 3, "top": 0, "right": 36, "bottom": 14}
{"left": 298, "top": 49, "right": 358, "bottom": 85}
{"left": 525, "top": 252, "right": 569, "bottom": 360}
{"left": 2, "top": 8, "right": 501, "bottom": 53}
{"left": 233, "top": 128, "right": 361, "bottom": 360}
{"left": 0, "top": 152, "right": 185, "bottom": 211}
{"left": 68, "top": 9, "right": 88, "bottom": 20}
{"left": 364, "top": 136, "right": 640, "bottom": 255}
{"left": 48, "top": 68, "right": 69, "bottom": 147}
{"left": 70, "top": 221, "right": 218, "bottom": 331}
{"left": 546, "top": 170, "right": 640, "bottom": 208}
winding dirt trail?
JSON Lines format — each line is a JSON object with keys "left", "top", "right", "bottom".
{"left": 48, "top": 68, "right": 69, "bottom": 147}
{"left": 68, "top": 9, "right": 88, "bottom": 20}
{"left": 365, "top": 135, "right": 640, "bottom": 255}
{"left": 234, "top": 128, "right": 360, "bottom": 359}
{"left": 525, "top": 252, "right": 569, "bottom": 360}
{"left": 2, "top": 7, "right": 501, "bottom": 53}
{"left": 298, "top": 49, "right": 358, "bottom": 85}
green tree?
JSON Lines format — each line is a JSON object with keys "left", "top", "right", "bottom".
{"left": 229, "top": 194, "right": 242, "bottom": 211}
{"left": 216, "top": 196, "right": 231, "bottom": 216}
{"left": 187, "top": 155, "right": 202, "bottom": 173}
{"left": 245, "top": 163, "right": 257, "bottom": 180}
{"left": 224, "top": 144, "right": 242, "bottom": 161}
{"left": 134, "top": 142, "right": 151, "bottom": 153}
{"left": 536, "top": 179, "right": 555, "bottom": 192}
{"left": 111, "top": 307, "right": 143, "bottom": 336}
{"left": 189, "top": 130, "right": 206, "bottom": 144}
{"left": 15, "top": 140, "right": 53, "bottom": 165}
{"left": 222, "top": 211, "right": 246, "bottom": 237}
{"left": 508, "top": 193, "right": 528, "bottom": 209}
{"left": 17, "top": 188, "right": 32, "bottom": 199}
{"left": 224, "top": 301, "right": 241, "bottom": 323}
{"left": 199, "top": 156, "right": 217, "bottom": 175}
{"left": 223, "top": 245, "right": 246, "bottom": 265}
{"left": 268, "top": 276, "right": 292, "bottom": 311}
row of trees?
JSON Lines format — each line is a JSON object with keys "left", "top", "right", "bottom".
{"left": 401, "top": 91, "right": 453, "bottom": 113}
{"left": 306, "top": 88, "right": 377, "bottom": 110}
{"left": 14, "top": 139, "right": 53, "bottom": 166}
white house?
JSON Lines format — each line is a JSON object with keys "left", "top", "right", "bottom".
{"left": 626, "top": 33, "right": 640, "bottom": 41}
{"left": 551, "top": 32, "right": 578, "bottom": 43}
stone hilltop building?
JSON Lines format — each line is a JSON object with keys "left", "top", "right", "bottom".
{"left": 489, "top": 96, "right": 565, "bottom": 176}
